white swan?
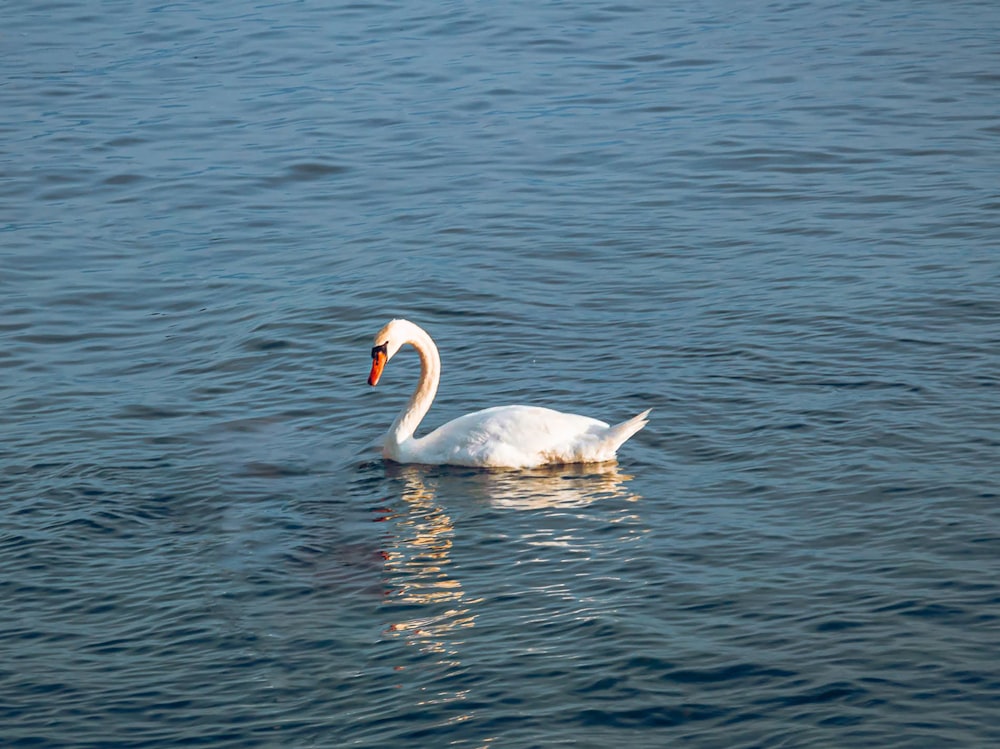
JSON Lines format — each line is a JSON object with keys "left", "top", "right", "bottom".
{"left": 367, "top": 319, "right": 650, "bottom": 468}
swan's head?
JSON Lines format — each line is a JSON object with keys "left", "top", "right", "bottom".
{"left": 368, "top": 318, "right": 413, "bottom": 386}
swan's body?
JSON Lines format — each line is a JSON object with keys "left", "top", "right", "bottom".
{"left": 367, "top": 319, "right": 650, "bottom": 468}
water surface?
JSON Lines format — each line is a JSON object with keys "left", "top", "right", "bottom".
{"left": 2, "top": 1, "right": 999, "bottom": 746}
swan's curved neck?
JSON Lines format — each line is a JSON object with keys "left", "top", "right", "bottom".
{"left": 386, "top": 325, "right": 440, "bottom": 451}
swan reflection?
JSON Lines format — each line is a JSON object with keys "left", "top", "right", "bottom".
{"left": 378, "top": 463, "right": 639, "bottom": 646}
{"left": 378, "top": 462, "right": 639, "bottom": 637}
{"left": 380, "top": 467, "right": 478, "bottom": 661}
{"left": 376, "top": 462, "right": 641, "bottom": 734}
{"left": 466, "top": 462, "right": 641, "bottom": 510}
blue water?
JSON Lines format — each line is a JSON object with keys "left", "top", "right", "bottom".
{"left": 2, "top": 1, "right": 999, "bottom": 746}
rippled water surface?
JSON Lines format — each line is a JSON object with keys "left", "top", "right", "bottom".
{"left": 3, "top": 1, "right": 999, "bottom": 746}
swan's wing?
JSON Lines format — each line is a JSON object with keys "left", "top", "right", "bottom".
{"left": 415, "top": 405, "right": 613, "bottom": 467}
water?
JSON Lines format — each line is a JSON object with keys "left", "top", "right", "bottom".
{"left": 2, "top": 1, "right": 998, "bottom": 746}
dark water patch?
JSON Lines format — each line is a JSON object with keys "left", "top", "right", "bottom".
{"left": 664, "top": 663, "right": 797, "bottom": 686}
{"left": 776, "top": 681, "right": 869, "bottom": 707}
{"left": 577, "top": 702, "right": 725, "bottom": 728}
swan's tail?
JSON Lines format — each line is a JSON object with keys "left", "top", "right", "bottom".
{"left": 605, "top": 408, "right": 651, "bottom": 453}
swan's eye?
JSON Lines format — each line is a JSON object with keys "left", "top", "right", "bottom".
{"left": 371, "top": 342, "right": 388, "bottom": 359}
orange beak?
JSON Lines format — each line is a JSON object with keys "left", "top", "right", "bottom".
{"left": 368, "top": 350, "right": 387, "bottom": 386}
